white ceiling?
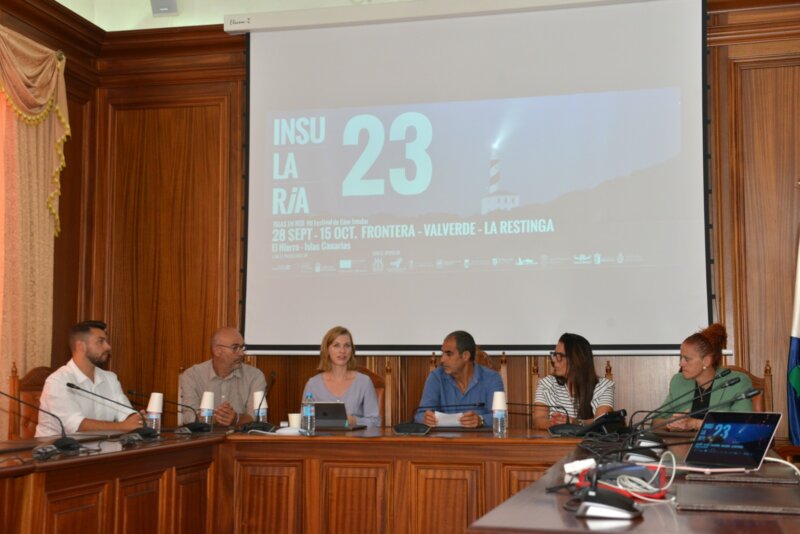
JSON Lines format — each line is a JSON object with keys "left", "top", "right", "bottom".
{"left": 53, "top": 0, "right": 413, "bottom": 32}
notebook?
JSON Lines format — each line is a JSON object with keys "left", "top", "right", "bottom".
{"left": 683, "top": 411, "right": 781, "bottom": 472}
{"left": 314, "top": 402, "right": 366, "bottom": 430}
{"left": 676, "top": 483, "right": 800, "bottom": 515}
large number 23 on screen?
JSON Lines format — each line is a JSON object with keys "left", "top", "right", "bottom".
{"left": 342, "top": 112, "right": 432, "bottom": 197}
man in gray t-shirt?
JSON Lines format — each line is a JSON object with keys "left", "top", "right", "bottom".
{"left": 180, "top": 327, "right": 266, "bottom": 427}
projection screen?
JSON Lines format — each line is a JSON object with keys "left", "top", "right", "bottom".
{"left": 243, "top": 0, "right": 710, "bottom": 353}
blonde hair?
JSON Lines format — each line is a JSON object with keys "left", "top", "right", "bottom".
{"left": 318, "top": 326, "right": 357, "bottom": 371}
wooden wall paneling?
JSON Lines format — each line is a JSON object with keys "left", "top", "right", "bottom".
{"left": 401, "top": 355, "right": 437, "bottom": 424}
{"left": 97, "top": 27, "right": 246, "bottom": 87}
{"left": 708, "top": 4, "right": 800, "bottom": 438}
{"left": 599, "top": 356, "right": 677, "bottom": 421}
{"left": 738, "top": 56, "right": 800, "bottom": 436}
{"left": 504, "top": 355, "right": 530, "bottom": 430}
{"left": 97, "top": 85, "right": 242, "bottom": 425}
{"left": 0, "top": 0, "right": 103, "bottom": 80}
{"left": 77, "top": 26, "right": 247, "bottom": 424}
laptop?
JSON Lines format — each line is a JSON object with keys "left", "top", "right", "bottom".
{"left": 683, "top": 411, "right": 782, "bottom": 473}
{"left": 315, "top": 402, "right": 366, "bottom": 431}
{"left": 685, "top": 456, "right": 800, "bottom": 485}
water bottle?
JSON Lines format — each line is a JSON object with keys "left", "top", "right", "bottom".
{"left": 200, "top": 407, "right": 214, "bottom": 429}
{"left": 301, "top": 393, "right": 315, "bottom": 436}
{"left": 493, "top": 409, "right": 507, "bottom": 438}
{"left": 145, "top": 412, "right": 161, "bottom": 435}
{"left": 253, "top": 399, "right": 268, "bottom": 423}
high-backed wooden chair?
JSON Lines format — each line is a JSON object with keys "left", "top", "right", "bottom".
{"left": 727, "top": 361, "right": 773, "bottom": 412}
{"left": 356, "top": 366, "right": 387, "bottom": 426}
{"left": 7, "top": 362, "right": 53, "bottom": 439}
{"left": 476, "top": 349, "right": 508, "bottom": 391}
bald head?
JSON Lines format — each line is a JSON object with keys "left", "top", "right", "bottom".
{"left": 210, "top": 327, "right": 241, "bottom": 350}
{"left": 210, "top": 327, "right": 245, "bottom": 378}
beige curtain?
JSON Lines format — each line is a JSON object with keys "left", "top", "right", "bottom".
{"left": 0, "top": 24, "right": 70, "bottom": 439}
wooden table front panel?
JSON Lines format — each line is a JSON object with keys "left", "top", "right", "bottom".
{"left": 235, "top": 461, "right": 303, "bottom": 533}
{"left": 174, "top": 461, "right": 216, "bottom": 534}
{"left": 115, "top": 471, "right": 167, "bottom": 534}
{"left": 220, "top": 431, "right": 577, "bottom": 534}
{"left": 0, "top": 435, "right": 222, "bottom": 534}
{"left": 44, "top": 481, "right": 112, "bottom": 534}
{"left": 411, "top": 463, "right": 482, "bottom": 534}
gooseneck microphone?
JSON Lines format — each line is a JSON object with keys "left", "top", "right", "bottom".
{"left": 628, "top": 368, "right": 732, "bottom": 430}
{"left": 623, "top": 376, "right": 746, "bottom": 452}
{"left": 0, "top": 389, "right": 81, "bottom": 453}
{"left": 571, "top": 433, "right": 727, "bottom": 520}
{"left": 66, "top": 383, "right": 158, "bottom": 439}
{"left": 393, "top": 402, "right": 486, "bottom": 435}
{"left": 416, "top": 401, "right": 485, "bottom": 412}
{"left": 644, "top": 388, "right": 760, "bottom": 435}
{"left": 607, "top": 388, "right": 762, "bottom": 462}
{"left": 239, "top": 371, "right": 278, "bottom": 433}
{"left": 507, "top": 402, "right": 576, "bottom": 435}
{"left": 127, "top": 390, "right": 211, "bottom": 433}
{"left": 507, "top": 402, "right": 571, "bottom": 422}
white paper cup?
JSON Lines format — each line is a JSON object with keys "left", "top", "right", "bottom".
{"left": 200, "top": 391, "right": 215, "bottom": 410}
{"left": 146, "top": 392, "right": 164, "bottom": 413}
{"left": 288, "top": 413, "right": 301, "bottom": 428}
{"left": 492, "top": 391, "right": 507, "bottom": 411}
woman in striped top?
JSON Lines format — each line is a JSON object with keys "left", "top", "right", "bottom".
{"left": 533, "top": 333, "right": 615, "bottom": 430}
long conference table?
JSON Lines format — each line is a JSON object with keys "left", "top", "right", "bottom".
{"left": 1, "top": 428, "right": 799, "bottom": 533}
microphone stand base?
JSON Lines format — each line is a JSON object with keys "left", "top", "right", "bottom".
{"left": 549, "top": 423, "right": 584, "bottom": 437}
{"left": 239, "top": 422, "right": 278, "bottom": 433}
{"left": 53, "top": 436, "right": 82, "bottom": 452}
{"left": 132, "top": 427, "right": 159, "bottom": 439}
{"left": 181, "top": 422, "right": 212, "bottom": 433}
{"left": 575, "top": 486, "right": 642, "bottom": 519}
{"left": 393, "top": 422, "right": 431, "bottom": 435}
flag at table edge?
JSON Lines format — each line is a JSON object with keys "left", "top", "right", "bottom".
{"left": 788, "top": 235, "right": 800, "bottom": 445}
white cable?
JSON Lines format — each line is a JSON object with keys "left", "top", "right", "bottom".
{"left": 597, "top": 451, "right": 679, "bottom": 503}
{"left": 763, "top": 456, "right": 800, "bottom": 478}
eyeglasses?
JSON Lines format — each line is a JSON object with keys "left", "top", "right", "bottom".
{"left": 217, "top": 343, "right": 246, "bottom": 352}
{"left": 549, "top": 351, "right": 566, "bottom": 363}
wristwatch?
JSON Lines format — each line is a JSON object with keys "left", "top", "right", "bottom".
{"left": 477, "top": 415, "right": 485, "bottom": 427}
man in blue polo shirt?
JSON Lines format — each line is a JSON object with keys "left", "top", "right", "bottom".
{"left": 415, "top": 330, "right": 505, "bottom": 428}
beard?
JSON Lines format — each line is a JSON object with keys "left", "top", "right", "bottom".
{"left": 87, "top": 350, "right": 110, "bottom": 370}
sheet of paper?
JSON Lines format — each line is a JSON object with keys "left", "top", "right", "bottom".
{"left": 434, "top": 411, "right": 463, "bottom": 427}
